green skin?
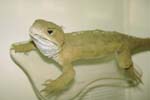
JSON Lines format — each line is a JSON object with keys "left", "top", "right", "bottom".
{"left": 11, "top": 19, "right": 150, "bottom": 96}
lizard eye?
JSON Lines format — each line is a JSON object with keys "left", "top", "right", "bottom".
{"left": 47, "top": 29, "right": 53, "bottom": 35}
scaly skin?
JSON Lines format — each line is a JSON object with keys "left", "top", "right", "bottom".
{"left": 11, "top": 19, "right": 150, "bottom": 96}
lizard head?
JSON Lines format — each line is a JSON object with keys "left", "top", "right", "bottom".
{"left": 29, "top": 19, "right": 65, "bottom": 58}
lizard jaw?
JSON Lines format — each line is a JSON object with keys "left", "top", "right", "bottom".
{"left": 30, "top": 34, "right": 61, "bottom": 58}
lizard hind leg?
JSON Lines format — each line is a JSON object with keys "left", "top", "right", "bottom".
{"left": 124, "top": 64, "right": 143, "bottom": 86}
{"left": 115, "top": 46, "right": 143, "bottom": 86}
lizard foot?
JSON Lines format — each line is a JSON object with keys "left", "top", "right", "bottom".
{"left": 41, "top": 79, "right": 67, "bottom": 96}
{"left": 125, "top": 66, "right": 143, "bottom": 86}
{"left": 11, "top": 42, "right": 35, "bottom": 53}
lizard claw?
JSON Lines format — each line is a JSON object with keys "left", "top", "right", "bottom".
{"left": 125, "top": 66, "right": 143, "bottom": 86}
{"left": 42, "top": 79, "right": 53, "bottom": 86}
{"left": 11, "top": 42, "right": 35, "bottom": 53}
{"left": 41, "top": 79, "right": 66, "bottom": 97}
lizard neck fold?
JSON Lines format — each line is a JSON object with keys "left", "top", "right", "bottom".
{"left": 30, "top": 34, "right": 61, "bottom": 58}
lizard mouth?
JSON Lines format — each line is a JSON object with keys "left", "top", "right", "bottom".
{"left": 30, "top": 34, "right": 60, "bottom": 58}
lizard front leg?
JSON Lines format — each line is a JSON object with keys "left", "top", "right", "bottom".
{"left": 11, "top": 40, "right": 36, "bottom": 53}
{"left": 41, "top": 63, "right": 75, "bottom": 96}
{"left": 115, "top": 45, "right": 142, "bottom": 85}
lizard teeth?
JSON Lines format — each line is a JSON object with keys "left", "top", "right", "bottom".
{"left": 30, "top": 34, "right": 60, "bottom": 58}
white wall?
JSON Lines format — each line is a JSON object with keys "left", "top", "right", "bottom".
{"left": 0, "top": 0, "right": 149, "bottom": 100}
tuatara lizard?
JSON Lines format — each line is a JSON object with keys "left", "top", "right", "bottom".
{"left": 11, "top": 19, "right": 150, "bottom": 96}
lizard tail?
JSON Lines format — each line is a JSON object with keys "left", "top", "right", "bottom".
{"left": 129, "top": 37, "right": 150, "bottom": 54}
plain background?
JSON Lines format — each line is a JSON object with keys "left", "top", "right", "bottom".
{"left": 0, "top": 0, "right": 149, "bottom": 100}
